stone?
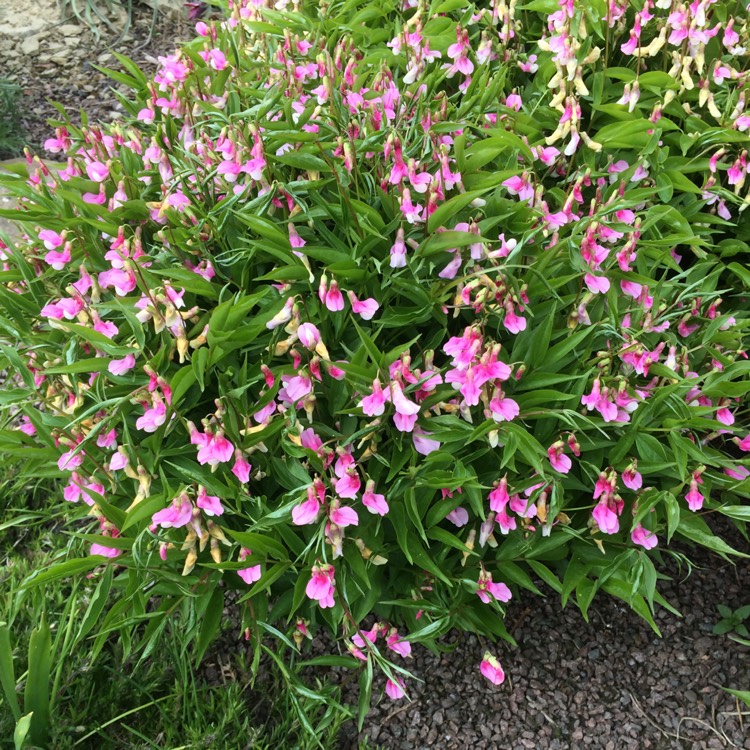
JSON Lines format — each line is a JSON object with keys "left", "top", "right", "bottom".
{"left": 139, "top": 0, "right": 184, "bottom": 14}
{"left": 20, "top": 35, "right": 40, "bottom": 56}
{"left": 58, "top": 24, "right": 81, "bottom": 36}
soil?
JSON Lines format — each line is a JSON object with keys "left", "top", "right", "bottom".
{"left": 346, "top": 538, "right": 750, "bottom": 750}
{"left": 0, "top": 0, "right": 191, "bottom": 157}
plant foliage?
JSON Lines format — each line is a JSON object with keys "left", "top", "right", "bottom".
{"left": 0, "top": 0, "right": 749, "bottom": 724}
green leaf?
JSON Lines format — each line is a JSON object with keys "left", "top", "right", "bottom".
{"left": 718, "top": 505, "right": 750, "bottom": 522}
{"left": 22, "top": 557, "right": 106, "bottom": 590}
{"left": 195, "top": 587, "right": 224, "bottom": 666}
{"left": 192, "top": 346, "right": 210, "bottom": 391}
{"left": 526, "top": 560, "right": 562, "bottom": 594}
{"left": 14, "top": 713, "right": 32, "bottom": 750}
{"left": 676, "top": 510, "right": 748, "bottom": 559}
{"left": 0, "top": 622, "right": 20, "bottom": 721}
{"left": 664, "top": 492, "right": 680, "bottom": 543}
{"left": 76, "top": 566, "right": 114, "bottom": 644}
{"left": 357, "top": 657, "right": 373, "bottom": 731}
{"left": 225, "top": 529, "right": 288, "bottom": 560}
{"left": 428, "top": 188, "right": 489, "bottom": 232}
{"left": 25, "top": 617, "right": 51, "bottom": 747}
{"left": 561, "top": 556, "right": 590, "bottom": 608}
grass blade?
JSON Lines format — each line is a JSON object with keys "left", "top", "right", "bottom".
{"left": 0, "top": 622, "right": 21, "bottom": 720}
{"left": 24, "top": 616, "right": 51, "bottom": 747}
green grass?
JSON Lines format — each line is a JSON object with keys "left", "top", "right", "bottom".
{"left": 0, "top": 79, "right": 25, "bottom": 159}
{"left": 0, "top": 472, "right": 367, "bottom": 750}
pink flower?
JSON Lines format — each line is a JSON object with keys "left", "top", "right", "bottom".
{"left": 135, "top": 400, "right": 167, "bottom": 433}
{"left": 352, "top": 624, "right": 379, "bottom": 650}
{"left": 152, "top": 494, "right": 193, "bottom": 528}
{"left": 585, "top": 274, "right": 610, "bottom": 294}
{"left": 532, "top": 145, "right": 559, "bottom": 165}
{"left": 281, "top": 374, "right": 313, "bottom": 403}
{"left": 64, "top": 474, "right": 103, "bottom": 505}
{"left": 476, "top": 569, "right": 512, "bottom": 604}
{"left": 196, "top": 431, "right": 234, "bottom": 466}
{"left": 685, "top": 481, "right": 704, "bottom": 511}
{"left": 386, "top": 677, "right": 406, "bottom": 700}
{"left": 86, "top": 161, "right": 109, "bottom": 182}
{"left": 413, "top": 427, "right": 441, "bottom": 455}
{"left": 196, "top": 486, "right": 224, "bottom": 516}
{"left": 108, "top": 354, "right": 136, "bottom": 375}
{"left": 58, "top": 447, "right": 84, "bottom": 472}
{"left": 547, "top": 442, "right": 571, "bottom": 474}
{"left": 390, "top": 227, "right": 407, "bottom": 267}
{"left": 631, "top": 525, "right": 658, "bottom": 550}
{"left": 348, "top": 291, "right": 379, "bottom": 320}
{"left": 400, "top": 188, "right": 424, "bottom": 223}
{"left": 502, "top": 174, "right": 534, "bottom": 202}
{"left": 334, "top": 469, "right": 361, "bottom": 499}
{"left": 238, "top": 564, "right": 262, "bottom": 584}
{"left": 622, "top": 465, "right": 642, "bottom": 491}
{"left": 716, "top": 406, "right": 735, "bottom": 426}
{"left": 505, "top": 93, "right": 523, "bottom": 111}
{"left": 305, "top": 563, "right": 336, "bottom": 608}
{"left": 92, "top": 313, "right": 118, "bottom": 339}
{"left": 292, "top": 488, "right": 321, "bottom": 525}
{"left": 41, "top": 297, "right": 83, "bottom": 320}
{"left": 109, "top": 448, "right": 128, "bottom": 471}
{"left": 44, "top": 246, "right": 71, "bottom": 270}
{"left": 739, "top": 435, "right": 750, "bottom": 452}
{"left": 725, "top": 466, "right": 750, "bottom": 481}
{"left": 390, "top": 381, "right": 420, "bottom": 432}
{"left": 325, "top": 280, "right": 345, "bottom": 311}
{"left": 489, "top": 478, "right": 510, "bottom": 513}
{"left": 232, "top": 452, "right": 252, "bottom": 483}
{"left": 387, "top": 631, "right": 412, "bottom": 658}
{"left": 592, "top": 501, "right": 620, "bottom": 534}
{"left": 480, "top": 653, "right": 505, "bottom": 685}
{"left": 503, "top": 304, "right": 527, "bottom": 334}
{"left": 489, "top": 395, "right": 519, "bottom": 422}
{"left": 495, "top": 508, "right": 517, "bottom": 535}
{"left": 329, "top": 500, "right": 359, "bottom": 527}
{"left": 288, "top": 223, "right": 306, "bottom": 248}
{"left": 446, "top": 506, "right": 469, "bottom": 526}
{"left": 91, "top": 542, "right": 122, "bottom": 558}
{"left": 39, "top": 229, "right": 63, "bottom": 250}
{"left": 362, "top": 480, "right": 389, "bottom": 515}
{"left": 510, "top": 494, "right": 536, "bottom": 518}
{"left": 297, "top": 322, "right": 320, "bottom": 350}
{"left": 360, "top": 378, "right": 390, "bottom": 416}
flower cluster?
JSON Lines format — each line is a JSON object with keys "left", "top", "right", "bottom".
{"left": 1, "top": 0, "right": 748, "bottom": 708}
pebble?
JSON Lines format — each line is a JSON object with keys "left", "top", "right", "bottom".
{"left": 354, "top": 520, "right": 750, "bottom": 749}
{"left": 20, "top": 35, "right": 39, "bottom": 55}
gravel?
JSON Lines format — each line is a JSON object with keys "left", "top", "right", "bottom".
{"left": 1, "top": 0, "right": 191, "bottom": 158}
{"left": 345, "top": 529, "right": 750, "bottom": 750}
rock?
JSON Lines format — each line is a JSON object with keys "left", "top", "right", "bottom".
{"left": 20, "top": 35, "right": 40, "bottom": 56}
{"left": 139, "top": 0, "right": 185, "bottom": 15}
{"left": 58, "top": 24, "right": 81, "bottom": 36}
{"left": 64, "top": 36, "right": 80, "bottom": 47}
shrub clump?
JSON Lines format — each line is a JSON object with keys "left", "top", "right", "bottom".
{"left": 1, "top": 0, "right": 749, "bottom": 707}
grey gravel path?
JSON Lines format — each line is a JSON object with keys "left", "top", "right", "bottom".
{"left": 344, "top": 536, "right": 750, "bottom": 750}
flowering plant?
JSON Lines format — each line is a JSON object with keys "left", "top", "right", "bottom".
{"left": 1, "top": 0, "right": 749, "bottom": 719}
